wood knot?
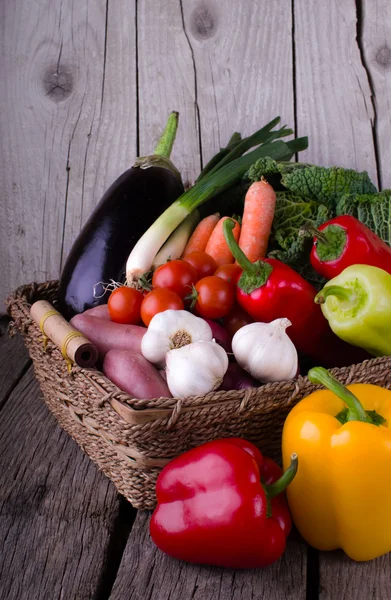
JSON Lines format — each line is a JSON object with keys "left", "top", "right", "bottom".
{"left": 42, "top": 63, "right": 73, "bottom": 102}
{"left": 375, "top": 46, "right": 391, "bottom": 68}
{"left": 190, "top": 5, "right": 218, "bottom": 40}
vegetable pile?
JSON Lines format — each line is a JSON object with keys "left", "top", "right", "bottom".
{"left": 59, "top": 111, "right": 391, "bottom": 568}
{"left": 60, "top": 110, "right": 391, "bottom": 397}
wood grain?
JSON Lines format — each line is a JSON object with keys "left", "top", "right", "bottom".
{"left": 319, "top": 551, "right": 391, "bottom": 600}
{"left": 0, "top": 0, "right": 138, "bottom": 304}
{"left": 0, "top": 0, "right": 108, "bottom": 303}
{"left": 294, "top": 0, "right": 378, "bottom": 185}
{"left": 0, "top": 320, "right": 31, "bottom": 411}
{"left": 0, "top": 366, "right": 124, "bottom": 600}
{"left": 109, "top": 511, "right": 307, "bottom": 600}
{"left": 181, "top": 0, "right": 295, "bottom": 169}
{"left": 61, "top": 0, "right": 138, "bottom": 268}
{"left": 138, "top": 0, "right": 202, "bottom": 186}
{"left": 361, "top": 0, "right": 391, "bottom": 189}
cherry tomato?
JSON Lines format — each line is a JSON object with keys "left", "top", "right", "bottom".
{"left": 214, "top": 264, "right": 242, "bottom": 286}
{"left": 183, "top": 251, "right": 217, "bottom": 279}
{"left": 141, "top": 288, "right": 184, "bottom": 326}
{"left": 193, "top": 276, "right": 235, "bottom": 319}
{"left": 152, "top": 259, "right": 198, "bottom": 299}
{"left": 223, "top": 304, "right": 254, "bottom": 337}
{"left": 108, "top": 286, "right": 143, "bottom": 324}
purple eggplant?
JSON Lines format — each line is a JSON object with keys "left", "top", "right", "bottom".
{"left": 58, "top": 113, "right": 184, "bottom": 320}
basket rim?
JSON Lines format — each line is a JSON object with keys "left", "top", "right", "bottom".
{"left": 6, "top": 279, "right": 391, "bottom": 421}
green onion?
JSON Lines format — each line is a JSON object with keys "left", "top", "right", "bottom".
{"left": 125, "top": 135, "right": 308, "bottom": 283}
{"left": 152, "top": 210, "right": 200, "bottom": 268}
{"left": 204, "top": 118, "right": 292, "bottom": 178}
{"left": 197, "top": 132, "right": 242, "bottom": 182}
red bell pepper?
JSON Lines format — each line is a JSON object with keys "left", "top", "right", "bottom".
{"left": 222, "top": 219, "right": 369, "bottom": 367}
{"left": 308, "top": 215, "right": 391, "bottom": 280}
{"left": 150, "top": 438, "right": 298, "bottom": 569}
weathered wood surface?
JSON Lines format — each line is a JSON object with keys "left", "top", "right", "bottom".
{"left": 0, "top": 318, "right": 31, "bottom": 410}
{"left": 1, "top": 0, "right": 391, "bottom": 598}
{"left": 319, "top": 551, "right": 391, "bottom": 600}
{"left": 294, "top": 0, "right": 378, "bottom": 185}
{"left": 109, "top": 511, "right": 307, "bottom": 600}
{"left": 0, "top": 326, "right": 134, "bottom": 600}
{"left": 361, "top": 0, "right": 391, "bottom": 189}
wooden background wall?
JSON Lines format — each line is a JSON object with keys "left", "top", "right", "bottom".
{"left": 1, "top": 0, "right": 390, "bottom": 306}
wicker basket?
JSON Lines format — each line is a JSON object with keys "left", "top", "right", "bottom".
{"left": 6, "top": 280, "right": 391, "bottom": 509}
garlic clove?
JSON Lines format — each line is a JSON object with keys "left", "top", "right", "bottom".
{"left": 166, "top": 340, "right": 229, "bottom": 399}
{"left": 141, "top": 309, "right": 213, "bottom": 367}
{"left": 232, "top": 318, "right": 298, "bottom": 383}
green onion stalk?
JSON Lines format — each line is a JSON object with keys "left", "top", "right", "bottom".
{"left": 125, "top": 120, "right": 308, "bottom": 284}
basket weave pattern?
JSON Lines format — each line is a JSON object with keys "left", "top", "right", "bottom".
{"left": 6, "top": 281, "right": 391, "bottom": 509}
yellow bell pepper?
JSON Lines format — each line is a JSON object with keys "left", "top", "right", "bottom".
{"left": 282, "top": 366, "right": 391, "bottom": 562}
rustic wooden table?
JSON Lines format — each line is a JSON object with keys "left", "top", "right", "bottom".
{"left": 1, "top": 1, "right": 391, "bottom": 598}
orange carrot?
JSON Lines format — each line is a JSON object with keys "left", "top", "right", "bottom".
{"left": 205, "top": 216, "right": 241, "bottom": 267}
{"left": 237, "top": 180, "right": 276, "bottom": 262}
{"left": 183, "top": 213, "right": 220, "bottom": 256}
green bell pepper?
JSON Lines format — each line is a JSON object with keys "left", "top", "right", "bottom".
{"left": 315, "top": 264, "right": 391, "bottom": 357}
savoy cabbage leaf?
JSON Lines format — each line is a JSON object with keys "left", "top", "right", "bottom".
{"left": 272, "top": 192, "right": 331, "bottom": 250}
{"left": 267, "top": 192, "right": 331, "bottom": 287}
{"left": 336, "top": 190, "right": 391, "bottom": 245}
{"left": 281, "top": 166, "right": 377, "bottom": 208}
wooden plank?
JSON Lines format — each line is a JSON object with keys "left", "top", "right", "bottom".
{"left": 0, "top": 364, "right": 129, "bottom": 600}
{"left": 138, "top": 0, "right": 202, "bottom": 187}
{"left": 61, "top": 0, "right": 138, "bottom": 268}
{"left": 319, "top": 551, "right": 391, "bottom": 599}
{"left": 361, "top": 0, "right": 391, "bottom": 189}
{"left": 0, "top": 0, "right": 137, "bottom": 305}
{"left": 294, "top": 0, "right": 378, "bottom": 184}
{"left": 181, "top": 0, "right": 295, "bottom": 167}
{"left": 0, "top": 319, "right": 31, "bottom": 411}
{"left": 109, "top": 511, "right": 307, "bottom": 600}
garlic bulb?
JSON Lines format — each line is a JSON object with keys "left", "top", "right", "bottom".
{"left": 232, "top": 319, "right": 298, "bottom": 383}
{"left": 141, "top": 310, "right": 213, "bottom": 367}
{"left": 166, "top": 341, "right": 229, "bottom": 399}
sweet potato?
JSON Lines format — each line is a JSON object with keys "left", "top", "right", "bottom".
{"left": 81, "top": 304, "right": 110, "bottom": 320}
{"left": 103, "top": 350, "right": 171, "bottom": 399}
{"left": 70, "top": 313, "right": 145, "bottom": 358}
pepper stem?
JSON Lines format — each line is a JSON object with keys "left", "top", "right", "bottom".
{"left": 154, "top": 111, "right": 179, "bottom": 158}
{"left": 315, "top": 285, "right": 354, "bottom": 305}
{"left": 300, "top": 224, "right": 329, "bottom": 244}
{"left": 265, "top": 454, "right": 298, "bottom": 499}
{"left": 223, "top": 219, "right": 257, "bottom": 273}
{"left": 308, "top": 367, "right": 373, "bottom": 424}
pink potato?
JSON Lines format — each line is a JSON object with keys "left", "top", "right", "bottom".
{"left": 70, "top": 313, "right": 145, "bottom": 358}
{"left": 81, "top": 304, "right": 111, "bottom": 320}
{"left": 103, "top": 350, "right": 171, "bottom": 399}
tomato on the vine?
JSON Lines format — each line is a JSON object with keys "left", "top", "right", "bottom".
{"left": 223, "top": 304, "right": 254, "bottom": 337}
{"left": 152, "top": 259, "right": 198, "bottom": 299}
{"left": 191, "top": 276, "right": 234, "bottom": 320}
{"left": 214, "top": 264, "right": 242, "bottom": 286}
{"left": 108, "top": 286, "right": 143, "bottom": 324}
{"left": 183, "top": 251, "right": 217, "bottom": 279}
{"left": 141, "top": 288, "right": 184, "bottom": 326}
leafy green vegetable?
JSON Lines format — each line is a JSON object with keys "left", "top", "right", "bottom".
{"left": 245, "top": 158, "right": 311, "bottom": 185}
{"left": 272, "top": 193, "right": 331, "bottom": 247}
{"left": 245, "top": 157, "right": 281, "bottom": 181}
{"left": 336, "top": 190, "right": 391, "bottom": 245}
{"left": 281, "top": 166, "right": 377, "bottom": 208}
{"left": 267, "top": 192, "right": 330, "bottom": 288}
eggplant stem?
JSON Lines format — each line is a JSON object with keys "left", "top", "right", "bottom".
{"left": 154, "top": 111, "right": 179, "bottom": 158}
